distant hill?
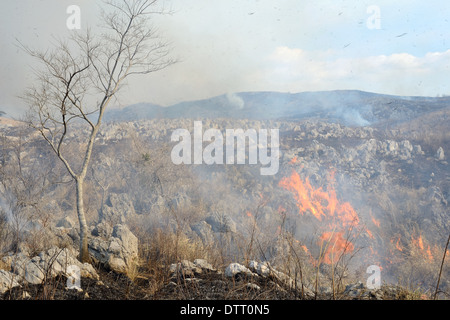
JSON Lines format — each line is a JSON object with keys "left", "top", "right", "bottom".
{"left": 0, "top": 116, "right": 23, "bottom": 128}
{"left": 104, "top": 90, "right": 450, "bottom": 126}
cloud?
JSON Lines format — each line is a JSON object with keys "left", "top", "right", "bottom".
{"left": 261, "top": 46, "right": 450, "bottom": 96}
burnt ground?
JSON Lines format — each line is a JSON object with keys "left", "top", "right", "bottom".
{"left": 1, "top": 267, "right": 306, "bottom": 301}
{"left": 153, "top": 272, "right": 304, "bottom": 300}
{"left": 2, "top": 270, "right": 147, "bottom": 300}
{"left": 1, "top": 264, "right": 416, "bottom": 301}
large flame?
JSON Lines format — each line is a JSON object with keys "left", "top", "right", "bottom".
{"left": 279, "top": 170, "right": 359, "bottom": 226}
{"left": 279, "top": 170, "right": 362, "bottom": 264}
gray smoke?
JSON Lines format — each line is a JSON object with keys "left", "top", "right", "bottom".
{"left": 226, "top": 92, "right": 245, "bottom": 110}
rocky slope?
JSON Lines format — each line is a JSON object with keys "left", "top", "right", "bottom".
{"left": 0, "top": 90, "right": 449, "bottom": 300}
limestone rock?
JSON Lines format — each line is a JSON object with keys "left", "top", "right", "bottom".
{"left": 436, "top": 147, "right": 445, "bottom": 160}
{"left": 225, "top": 263, "right": 254, "bottom": 278}
{"left": 7, "top": 247, "right": 99, "bottom": 286}
{"left": 191, "top": 221, "right": 215, "bottom": 245}
{"left": 0, "top": 269, "right": 21, "bottom": 294}
{"left": 205, "top": 213, "right": 237, "bottom": 233}
{"left": 56, "top": 216, "right": 75, "bottom": 229}
{"left": 89, "top": 224, "right": 138, "bottom": 273}
{"left": 99, "top": 193, "right": 136, "bottom": 225}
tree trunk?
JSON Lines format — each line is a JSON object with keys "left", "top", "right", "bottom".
{"left": 76, "top": 177, "right": 90, "bottom": 263}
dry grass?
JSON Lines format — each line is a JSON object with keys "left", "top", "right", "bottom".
{"left": 0, "top": 258, "right": 9, "bottom": 271}
{"left": 131, "top": 228, "right": 214, "bottom": 296}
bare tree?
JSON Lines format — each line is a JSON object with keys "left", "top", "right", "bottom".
{"left": 0, "top": 126, "right": 56, "bottom": 253}
{"left": 20, "top": 0, "right": 175, "bottom": 262}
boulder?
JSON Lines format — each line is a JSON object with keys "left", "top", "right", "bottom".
{"left": 99, "top": 193, "right": 136, "bottom": 225}
{"left": 249, "top": 260, "right": 270, "bottom": 277}
{"left": 205, "top": 213, "right": 237, "bottom": 233}
{"left": 248, "top": 261, "right": 295, "bottom": 289}
{"left": 344, "top": 281, "right": 368, "bottom": 299}
{"left": 7, "top": 247, "right": 99, "bottom": 286}
{"left": 169, "top": 259, "right": 216, "bottom": 278}
{"left": 91, "top": 221, "right": 113, "bottom": 238}
{"left": 193, "top": 259, "right": 216, "bottom": 272}
{"left": 169, "top": 260, "right": 203, "bottom": 278}
{"left": 191, "top": 221, "right": 215, "bottom": 244}
{"left": 168, "top": 193, "right": 191, "bottom": 211}
{"left": 37, "top": 247, "right": 99, "bottom": 280}
{"left": 436, "top": 147, "right": 445, "bottom": 160}
{"left": 225, "top": 263, "right": 254, "bottom": 278}
{"left": 89, "top": 224, "right": 139, "bottom": 273}
{"left": 8, "top": 252, "right": 43, "bottom": 285}
{"left": 0, "top": 269, "right": 21, "bottom": 294}
{"left": 414, "top": 144, "right": 424, "bottom": 155}
{"left": 56, "top": 216, "right": 75, "bottom": 229}
{"left": 387, "top": 140, "right": 398, "bottom": 153}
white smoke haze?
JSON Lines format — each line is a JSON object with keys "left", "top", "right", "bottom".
{"left": 2, "top": 1, "right": 450, "bottom": 117}
{"left": 226, "top": 92, "right": 245, "bottom": 110}
{"left": 0, "top": 191, "right": 29, "bottom": 233}
{"left": 0, "top": 184, "right": 14, "bottom": 226}
{"left": 335, "top": 107, "right": 371, "bottom": 126}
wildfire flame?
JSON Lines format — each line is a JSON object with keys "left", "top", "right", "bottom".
{"left": 319, "top": 231, "right": 355, "bottom": 264}
{"left": 371, "top": 215, "right": 380, "bottom": 228}
{"left": 279, "top": 170, "right": 361, "bottom": 264}
{"left": 278, "top": 169, "right": 440, "bottom": 269}
{"left": 412, "top": 235, "right": 424, "bottom": 251}
{"left": 392, "top": 236, "right": 403, "bottom": 252}
{"left": 411, "top": 235, "right": 433, "bottom": 261}
{"left": 279, "top": 170, "right": 359, "bottom": 227}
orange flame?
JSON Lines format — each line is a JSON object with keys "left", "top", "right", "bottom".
{"left": 395, "top": 237, "right": 403, "bottom": 252}
{"left": 319, "top": 231, "right": 354, "bottom": 264}
{"left": 412, "top": 235, "right": 424, "bottom": 250}
{"left": 279, "top": 170, "right": 362, "bottom": 264}
{"left": 411, "top": 235, "right": 434, "bottom": 261}
{"left": 426, "top": 246, "right": 433, "bottom": 261}
{"left": 279, "top": 171, "right": 325, "bottom": 221}
{"left": 390, "top": 236, "right": 403, "bottom": 252}
{"left": 371, "top": 217, "right": 380, "bottom": 228}
{"left": 279, "top": 170, "right": 359, "bottom": 227}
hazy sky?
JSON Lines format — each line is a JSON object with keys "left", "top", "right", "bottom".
{"left": 1, "top": 0, "right": 450, "bottom": 117}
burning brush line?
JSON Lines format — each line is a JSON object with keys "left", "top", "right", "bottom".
{"left": 277, "top": 168, "right": 449, "bottom": 279}
{"left": 278, "top": 169, "right": 366, "bottom": 266}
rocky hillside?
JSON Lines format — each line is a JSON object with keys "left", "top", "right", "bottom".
{"left": 0, "top": 90, "right": 449, "bottom": 301}
{"left": 104, "top": 90, "right": 450, "bottom": 126}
